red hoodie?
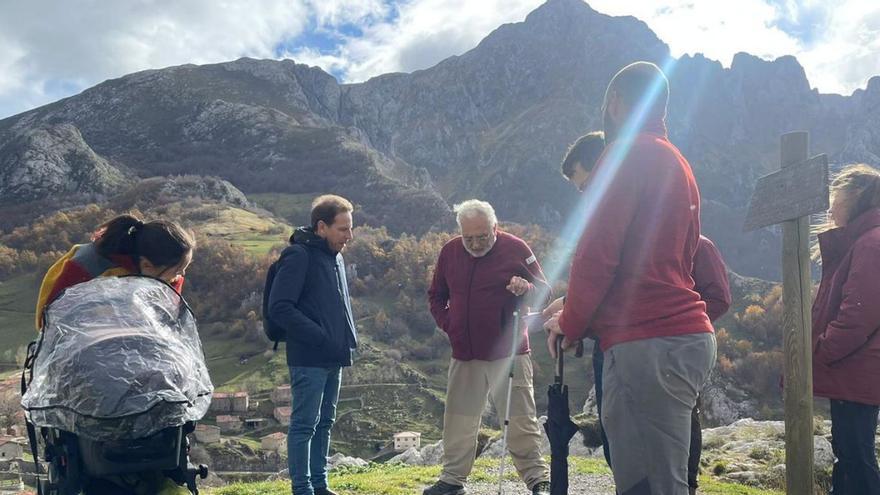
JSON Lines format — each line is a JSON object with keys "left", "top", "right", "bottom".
{"left": 428, "top": 230, "right": 551, "bottom": 361}
{"left": 558, "top": 125, "right": 713, "bottom": 351}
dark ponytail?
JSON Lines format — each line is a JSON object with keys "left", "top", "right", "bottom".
{"left": 94, "top": 214, "right": 195, "bottom": 269}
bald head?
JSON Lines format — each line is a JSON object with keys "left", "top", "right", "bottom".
{"left": 603, "top": 61, "right": 669, "bottom": 141}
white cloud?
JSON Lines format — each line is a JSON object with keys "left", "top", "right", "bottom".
{"left": 795, "top": 0, "right": 880, "bottom": 94}
{"left": 279, "top": 0, "right": 544, "bottom": 81}
{"left": 0, "top": 0, "right": 310, "bottom": 118}
{"left": 304, "top": 0, "right": 390, "bottom": 26}
{"left": 589, "top": 0, "right": 801, "bottom": 62}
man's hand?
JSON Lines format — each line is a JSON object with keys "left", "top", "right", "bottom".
{"left": 542, "top": 296, "right": 564, "bottom": 318}
{"left": 506, "top": 276, "right": 530, "bottom": 296}
{"left": 544, "top": 310, "right": 576, "bottom": 358}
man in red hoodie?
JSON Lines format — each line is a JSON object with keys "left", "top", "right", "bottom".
{"left": 424, "top": 199, "right": 551, "bottom": 495}
{"left": 544, "top": 62, "right": 716, "bottom": 495}
{"left": 557, "top": 131, "right": 731, "bottom": 494}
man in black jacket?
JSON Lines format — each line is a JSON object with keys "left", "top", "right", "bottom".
{"left": 268, "top": 194, "right": 358, "bottom": 495}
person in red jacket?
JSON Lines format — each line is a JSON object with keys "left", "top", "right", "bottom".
{"left": 556, "top": 131, "right": 731, "bottom": 494}
{"left": 544, "top": 61, "right": 716, "bottom": 494}
{"left": 424, "top": 199, "right": 551, "bottom": 495}
{"left": 812, "top": 164, "right": 880, "bottom": 494}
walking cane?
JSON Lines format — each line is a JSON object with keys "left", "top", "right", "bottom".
{"left": 497, "top": 310, "right": 520, "bottom": 495}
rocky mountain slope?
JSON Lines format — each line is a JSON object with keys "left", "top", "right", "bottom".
{"left": 2, "top": 0, "right": 879, "bottom": 278}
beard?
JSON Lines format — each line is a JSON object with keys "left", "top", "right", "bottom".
{"left": 464, "top": 239, "right": 496, "bottom": 258}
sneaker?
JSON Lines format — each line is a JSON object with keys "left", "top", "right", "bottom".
{"left": 422, "top": 480, "right": 467, "bottom": 495}
{"left": 532, "top": 481, "right": 551, "bottom": 495}
{"left": 314, "top": 488, "right": 339, "bottom": 495}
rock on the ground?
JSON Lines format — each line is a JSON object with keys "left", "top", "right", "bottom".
{"left": 701, "top": 417, "right": 836, "bottom": 487}
{"left": 267, "top": 469, "right": 289, "bottom": 481}
{"left": 569, "top": 433, "right": 593, "bottom": 457}
{"left": 700, "top": 376, "right": 761, "bottom": 425}
{"left": 537, "top": 416, "right": 594, "bottom": 458}
{"left": 590, "top": 446, "right": 607, "bottom": 460}
{"left": 389, "top": 447, "right": 424, "bottom": 466}
{"left": 479, "top": 437, "right": 506, "bottom": 458}
{"left": 420, "top": 441, "right": 444, "bottom": 465}
{"left": 813, "top": 435, "right": 835, "bottom": 471}
{"left": 199, "top": 471, "right": 227, "bottom": 487}
{"left": 327, "top": 453, "right": 369, "bottom": 470}
{"left": 269, "top": 452, "right": 370, "bottom": 481}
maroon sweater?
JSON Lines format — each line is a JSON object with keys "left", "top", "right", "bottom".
{"left": 693, "top": 235, "right": 731, "bottom": 322}
{"left": 428, "top": 231, "right": 550, "bottom": 361}
{"left": 558, "top": 124, "right": 713, "bottom": 351}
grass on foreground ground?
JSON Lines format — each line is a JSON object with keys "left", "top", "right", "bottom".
{"left": 205, "top": 457, "right": 784, "bottom": 495}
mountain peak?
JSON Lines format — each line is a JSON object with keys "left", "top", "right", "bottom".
{"left": 730, "top": 52, "right": 811, "bottom": 93}
{"left": 867, "top": 75, "right": 880, "bottom": 94}
{"left": 527, "top": 0, "right": 597, "bottom": 18}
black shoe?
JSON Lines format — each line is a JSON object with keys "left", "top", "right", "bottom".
{"left": 422, "top": 480, "right": 467, "bottom": 495}
{"left": 532, "top": 481, "right": 550, "bottom": 495}
{"left": 315, "top": 488, "right": 339, "bottom": 495}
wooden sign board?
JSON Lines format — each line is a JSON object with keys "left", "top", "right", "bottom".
{"left": 743, "top": 154, "right": 829, "bottom": 232}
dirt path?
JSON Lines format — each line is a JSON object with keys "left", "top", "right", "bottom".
{"left": 464, "top": 473, "right": 617, "bottom": 494}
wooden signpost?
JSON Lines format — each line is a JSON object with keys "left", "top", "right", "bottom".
{"left": 745, "top": 131, "right": 829, "bottom": 494}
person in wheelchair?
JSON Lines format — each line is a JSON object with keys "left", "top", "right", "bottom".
{"left": 35, "top": 214, "right": 194, "bottom": 326}
{"left": 22, "top": 214, "right": 211, "bottom": 495}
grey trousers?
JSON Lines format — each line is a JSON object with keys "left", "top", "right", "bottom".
{"left": 601, "top": 332, "right": 716, "bottom": 495}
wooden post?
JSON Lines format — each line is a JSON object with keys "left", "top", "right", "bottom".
{"left": 744, "top": 131, "right": 828, "bottom": 494}
{"left": 780, "top": 131, "right": 815, "bottom": 494}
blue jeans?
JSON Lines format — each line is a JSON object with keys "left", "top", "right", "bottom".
{"left": 289, "top": 366, "right": 341, "bottom": 495}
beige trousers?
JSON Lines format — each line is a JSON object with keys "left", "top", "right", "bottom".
{"left": 439, "top": 355, "right": 550, "bottom": 489}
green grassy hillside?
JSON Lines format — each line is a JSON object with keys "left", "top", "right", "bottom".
{"left": 0, "top": 273, "right": 40, "bottom": 366}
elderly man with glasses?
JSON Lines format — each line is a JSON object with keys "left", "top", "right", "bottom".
{"left": 423, "top": 199, "right": 552, "bottom": 495}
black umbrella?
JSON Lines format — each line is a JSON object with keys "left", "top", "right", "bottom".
{"left": 544, "top": 336, "right": 580, "bottom": 495}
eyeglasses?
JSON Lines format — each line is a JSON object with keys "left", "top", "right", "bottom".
{"left": 463, "top": 233, "right": 492, "bottom": 243}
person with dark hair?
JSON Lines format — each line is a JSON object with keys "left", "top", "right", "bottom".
{"left": 813, "top": 164, "right": 880, "bottom": 494}
{"left": 34, "top": 213, "right": 196, "bottom": 495}
{"left": 560, "top": 131, "right": 606, "bottom": 191}
{"left": 554, "top": 132, "right": 731, "bottom": 494}
{"left": 267, "top": 194, "right": 358, "bottom": 495}
{"left": 544, "top": 61, "right": 716, "bottom": 494}
{"left": 36, "top": 213, "right": 195, "bottom": 328}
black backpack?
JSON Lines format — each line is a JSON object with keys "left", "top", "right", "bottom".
{"left": 262, "top": 247, "right": 307, "bottom": 350}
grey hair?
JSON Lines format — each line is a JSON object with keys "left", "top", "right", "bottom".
{"left": 453, "top": 199, "right": 497, "bottom": 228}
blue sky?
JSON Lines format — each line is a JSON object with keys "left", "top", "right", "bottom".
{"left": 0, "top": 0, "right": 878, "bottom": 119}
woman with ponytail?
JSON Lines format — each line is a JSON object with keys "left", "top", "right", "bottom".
{"left": 35, "top": 213, "right": 196, "bottom": 329}
{"left": 812, "top": 164, "right": 880, "bottom": 494}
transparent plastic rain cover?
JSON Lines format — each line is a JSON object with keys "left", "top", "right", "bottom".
{"left": 21, "top": 276, "right": 213, "bottom": 441}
